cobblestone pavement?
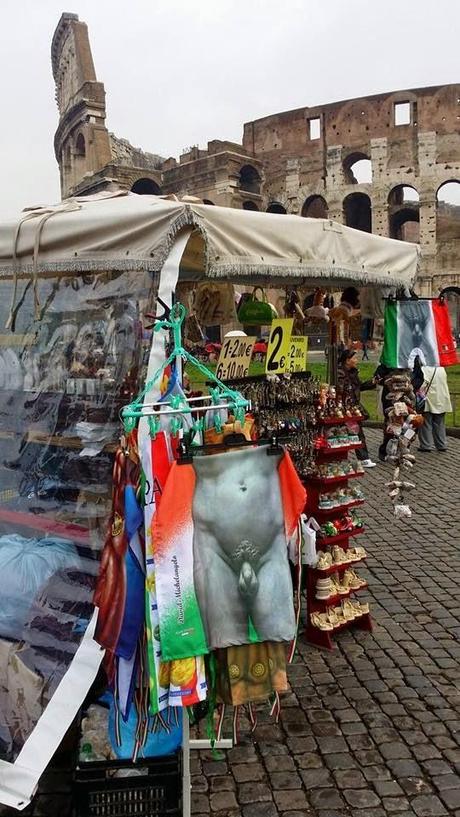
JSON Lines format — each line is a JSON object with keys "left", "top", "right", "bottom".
{"left": 192, "top": 430, "right": 460, "bottom": 817}
{"left": 1, "top": 431, "right": 459, "bottom": 816}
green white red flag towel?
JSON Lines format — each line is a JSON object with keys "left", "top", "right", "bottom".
{"left": 381, "top": 299, "right": 457, "bottom": 369}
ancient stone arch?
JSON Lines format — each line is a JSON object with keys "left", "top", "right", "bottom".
{"left": 266, "top": 202, "right": 287, "bottom": 214}
{"left": 301, "top": 195, "right": 328, "bottom": 219}
{"left": 131, "top": 177, "right": 162, "bottom": 195}
{"left": 239, "top": 165, "right": 262, "bottom": 195}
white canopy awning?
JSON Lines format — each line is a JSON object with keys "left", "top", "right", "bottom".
{"left": 0, "top": 191, "right": 420, "bottom": 288}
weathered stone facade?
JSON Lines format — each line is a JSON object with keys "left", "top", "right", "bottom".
{"left": 52, "top": 14, "right": 460, "bottom": 298}
{"left": 52, "top": 14, "right": 263, "bottom": 211}
{"left": 243, "top": 88, "right": 460, "bottom": 296}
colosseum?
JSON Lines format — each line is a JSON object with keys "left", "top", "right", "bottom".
{"left": 52, "top": 13, "right": 460, "bottom": 320}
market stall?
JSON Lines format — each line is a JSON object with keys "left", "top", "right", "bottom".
{"left": 0, "top": 191, "right": 420, "bottom": 811}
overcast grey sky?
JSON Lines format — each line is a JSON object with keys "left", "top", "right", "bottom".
{"left": 0, "top": 0, "right": 458, "bottom": 217}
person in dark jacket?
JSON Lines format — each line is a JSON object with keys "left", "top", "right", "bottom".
{"left": 337, "top": 349, "right": 376, "bottom": 467}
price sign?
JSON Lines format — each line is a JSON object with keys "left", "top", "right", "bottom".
{"left": 265, "top": 319, "right": 294, "bottom": 374}
{"left": 287, "top": 336, "right": 308, "bottom": 372}
{"left": 216, "top": 336, "right": 256, "bottom": 381}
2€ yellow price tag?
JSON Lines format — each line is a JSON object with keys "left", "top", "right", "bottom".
{"left": 216, "top": 336, "right": 256, "bottom": 381}
{"left": 287, "top": 336, "right": 308, "bottom": 372}
{"left": 265, "top": 319, "right": 294, "bottom": 374}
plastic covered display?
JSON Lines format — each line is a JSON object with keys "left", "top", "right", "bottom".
{"left": 0, "top": 267, "right": 157, "bottom": 763}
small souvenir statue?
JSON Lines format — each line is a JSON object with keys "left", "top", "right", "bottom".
{"left": 329, "top": 287, "right": 360, "bottom": 344}
{"left": 285, "top": 289, "right": 305, "bottom": 334}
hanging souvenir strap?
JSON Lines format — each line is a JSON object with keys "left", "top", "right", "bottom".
{"left": 94, "top": 429, "right": 144, "bottom": 660}
{"left": 94, "top": 429, "right": 146, "bottom": 722}
{"left": 144, "top": 429, "right": 207, "bottom": 714}
{"left": 152, "top": 460, "right": 209, "bottom": 661}
{"left": 288, "top": 519, "right": 303, "bottom": 664}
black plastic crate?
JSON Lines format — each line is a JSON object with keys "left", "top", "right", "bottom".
{"left": 74, "top": 753, "right": 181, "bottom": 817}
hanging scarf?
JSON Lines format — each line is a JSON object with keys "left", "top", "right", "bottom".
{"left": 94, "top": 429, "right": 144, "bottom": 655}
{"left": 142, "top": 430, "right": 207, "bottom": 714}
{"left": 94, "top": 429, "right": 146, "bottom": 720}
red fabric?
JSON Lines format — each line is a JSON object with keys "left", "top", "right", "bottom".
{"left": 278, "top": 451, "right": 307, "bottom": 538}
{"left": 150, "top": 432, "right": 174, "bottom": 511}
{"left": 152, "top": 462, "right": 196, "bottom": 559}
{"left": 432, "top": 299, "right": 458, "bottom": 367}
{"left": 94, "top": 429, "right": 139, "bottom": 652}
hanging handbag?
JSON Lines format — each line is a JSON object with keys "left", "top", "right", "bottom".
{"left": 237, "top": 287, "right": 277, "bottom": 325}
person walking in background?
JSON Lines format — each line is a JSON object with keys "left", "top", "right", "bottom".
{"left": 417, "top": 366, "right": 452, "bottom": 453}
{"left": 337, "top": 349, "right": 376, "bottom": 467}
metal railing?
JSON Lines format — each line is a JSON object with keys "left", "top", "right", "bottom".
{"left": 450, "top": 393, "right": 460, "bottom": 427}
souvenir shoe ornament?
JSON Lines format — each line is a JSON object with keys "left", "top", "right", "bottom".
{"left": 315, "top": 577, "right": 334, "bottom": 599}
{"left": 316, "top": 551, "right": 333, "bottom": 570}
{"left": 385, "top": 479, "right": 415, "bottom": 500}
{"left": 348, "top": 545, "right": 367, "bottom": 561}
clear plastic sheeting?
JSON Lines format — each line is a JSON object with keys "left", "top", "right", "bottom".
{"left": 0, "top": 268, "right": 156, "bottom": 764}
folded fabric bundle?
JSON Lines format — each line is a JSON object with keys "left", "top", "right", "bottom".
{"left": 0, "top": 534, "right": 80, "bottom": 641}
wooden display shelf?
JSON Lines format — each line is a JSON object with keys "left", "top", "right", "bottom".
{"left": 311, "top": 553, "right": 367, "bottom": 575}
{"left": 309, "top": 472, "right": 363, "bottom": 486}
{"left": 314, "top": 498, "right": 365, "bottom": 518}
{"left": 314, "top": 442, "right": 362, "bottom": 457}
{"left": 0, "top": 431, "right": 16, "bottom": 441}
{"left": 0, "top": 507, "right": 90, "bottom": 544}
{"left": 305, "top": 610, "right": 372, "bottom": 650}
{"left": 316, "top": 527, "right": 365, "bottom": 547}
{"left": 313, "top": 582, "right": 368, "bottom": 607}
{"left": 0, "top": 428, "right": 117, "bottom": 453}
{"left": 27, "top": 430, "right": 118, "bottom": 453}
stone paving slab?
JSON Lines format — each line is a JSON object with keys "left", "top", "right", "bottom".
{"left": 1, "top": 430, "right": 459, "bottom": 816}
{"left": 191, "top": 430, "right": 460, "bottom": 817}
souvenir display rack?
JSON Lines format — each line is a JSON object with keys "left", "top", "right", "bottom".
{"left": 305, "top": 393, "right": 372, "bottom": 650}
{"left": 222, "top": 373, "right": 372, "bottom": 649}
{"left": 220, "top": 371, "right": 317, "bottom": 480}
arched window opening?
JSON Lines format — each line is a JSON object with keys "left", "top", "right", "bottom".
{"left": 242, "top": 200, "right": 259, "bottom": 211}
{"left": 75, "top": 133, "right": 86, "bottom": 157}
{"left": 239, "top": 165, "right": 261, "bottom": 195}
{"left": 301, "top": 195, "right": 328, "bottom": 219}
{"left": 343, "top": 193, "right": 372, "bottom": 233}
{"left": 390, "top": 209, "right": 420, "bottom": 242}
{"left": 436, "top": 181, "right": 460, "bottom": 241}
{"left": 266, "top": 202, "right": 286, "bottom": 214}
{"left": 131, "top": 178, "right": 162, "bottom": 195}
{"left": 388, "top": 185, "right": 420, "bottom": 206}
{"left": 203, "top": 199, "right": 215, "bottom": 205}
{"left": 388, "top": 185, "right": 420, "bottom": 241}
{"left": 343, "top": 153, "right": 372, "bottom": 185}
